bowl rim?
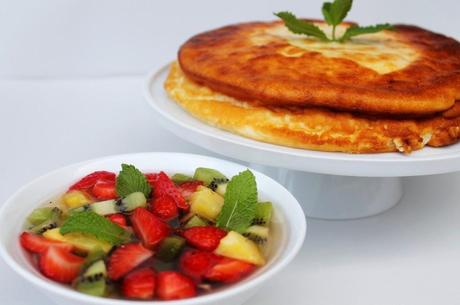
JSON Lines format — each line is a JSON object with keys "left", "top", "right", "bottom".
{"left": 0, "top": 152, "right": 306, "bottom": 305}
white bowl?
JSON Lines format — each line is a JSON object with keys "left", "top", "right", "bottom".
{"left": 0, "top": 152, "right": 306, "bottom": 305}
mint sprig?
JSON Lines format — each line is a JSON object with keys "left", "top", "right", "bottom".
{"left": 274, "top": 12, "right": 328, "bottom": 41}
{"left": 116, "top": 164, "right": 151, "bottom": 198}
{"left": 275, "top": 0, "right": 393, "bottom": 43}
{"left": 216, "top": 170, "right": 257, "bottom": 233}
{"left": 60, "top": 211, "right": 131, "bottom": 245}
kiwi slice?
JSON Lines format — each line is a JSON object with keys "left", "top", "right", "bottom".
{"left": 30, "top": 219, "right": 58, "bottom": 234}
{"left": 171, "top": 173, "right": 193, "bottom": 184}
{"left": 71, "top": 192, "right": 147, "bottom": 215}
{"left": 27, "top": 207, "right": 55, "bottom": 226}
{"left": 76, "top": 279, "right": 106, "bottom": 297}
{"left": 243, "top": 225, "right": 269, "bottom": 245}
{"left": 29, "top": 207, "right": 62, "bottom": 234}
{"left": 83, "top": 247, "right": 106, "bottom": 268}
{"left": 252, "top": 202, "right": 273, "bottom": 226}
{"left": 193, "top": 168, "right": 228, "bottom": 187}
{"left": 76, "top": 260, "right": 107, "bottom": 297}
{"left": 156, "top": 236, "right": 186, "bottom": 262}
{"left": 70, "top": 199, "right": 116, "bottom": 215}
{"left": 91, "top": 199, "right": 119, "bottom": 215}
{"left": 183, "top": 215, "right": 209, "bottom": 228}
{"left": 209, "top": 178, "right": 229, "bottom": 196}
{"left": 83, "top": 260, "right": 107, "bottom": 277}
{"left": 120, "top": 192, "right": 148, "bottom": 212}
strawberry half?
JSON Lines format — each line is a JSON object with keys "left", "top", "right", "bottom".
{"left": 204, "top": 257, "right": 255, "bottom": 283}
{"left": 107, "top": 213, "right": 128, "bottom": 228}
{"left": 177, "top": 181, "right": 203, "bottom": 201}
{"left": 182, "top": 226, "right": 227, "bottom": 252}
{"left": 68, "top": 171, "right": 116, "bottom": 191}
{"left": 156, "top": 271, "right": 196, "bottom": 300}
{"left": 92, "top": 179, "right": 117, "bottom": 200}
{"left": 146, "top": 172, "right": 188, "bottom": 210}
{"left": 20, "top": 232, "right": 73, "bottom": 254}
{"left": 122, "top": 267, "right": 156, "bottom": 300}
{"left": 151, "top": 195, "right": 178, "bottom": 221}
{"left": 107, "top": 243, "right": 154, "bottom": 280}
{"left": 179, "top": 250, "right": 219, "bottom": 282}
{"left": 130, "top": 208, "right": 170, "bottom": 248}
{"left": 38, "top": 246, "right": 84, "bottom": 283}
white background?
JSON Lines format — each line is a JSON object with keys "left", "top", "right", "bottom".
{"left": 1, "top": 1, "right": 460, "bottom": 304}
{"left": 1, "top": 0, "right": 459, "bottom": 78}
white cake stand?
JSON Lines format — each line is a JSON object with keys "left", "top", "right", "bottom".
{"left": 144, "top": 64, "right": 460, "bottom": 219}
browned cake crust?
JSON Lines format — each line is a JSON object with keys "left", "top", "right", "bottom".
{"left": 178, "top": 20, "right": 460, "bottom": 115}
{"left": 165, "top": 62, "right": 460, "bottom": 154}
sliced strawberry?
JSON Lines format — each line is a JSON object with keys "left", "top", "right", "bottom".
{"left": 122, "top": 267, "right": 156, "bottom": 300}
{"left": 156, "top": 271, "right": 196, "bottom": 300}
{"left": 107, "top": 213, "right": 128, "bottom": 228}
{"left": 20, "top": 232, "right": 73, "bottom": 254}
{"left": 38, "top": 246, "right": 84, "bottom": 283}
{"left": 151, "top": 195, "right": 178, "bottom": 221}
{"left": 107, "top": 243, "right": 154, "bottom": 280}
{"left": 177, "top": 181, "right": 203, "bottom": 201}
{"left": 92, "top": 179, "right": 117, "bottom": 200}
{"left": 204, "top": 257, "right": 255, "bottom": 283}
{"left": 179, "top": 250, "right": 219, "bottom": 282}
{"left": 68, "top": 171, "right": 116, "bottom": 191}
{"left": 182, "top": 226, "right": 227, "bottom": 252}
{"left": 145, "top": 173, "right": 157, "bottom": 185}
{"left": 146, "top": 172, "right": 188, "bottom": 210}
{"left": 130, "top": 208, "right": 170, "bottom": 248}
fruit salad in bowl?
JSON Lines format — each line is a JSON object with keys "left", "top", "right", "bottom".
{"left": 0, "top": 153, "right": 305, "bottom": 305}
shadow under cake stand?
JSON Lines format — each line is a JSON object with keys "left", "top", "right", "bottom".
{"left": 145, "top": 64, "right": 460, "bottom": 219}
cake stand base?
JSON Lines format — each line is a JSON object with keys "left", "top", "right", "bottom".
{"left": 248, "top": 163, "right": 403, "bottom": 220}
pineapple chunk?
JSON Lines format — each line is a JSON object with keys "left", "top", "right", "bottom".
{"left": 43, "top": 228, "right": 112, "bottom": 253}
{"left": 190, "top": 186, "right": 224, "bottom": 221}
{"left": 62, "top": 190, "right": 91, "bottom": 209}
{"left": 214, "top": 231, "right": 265, "bottom": 266}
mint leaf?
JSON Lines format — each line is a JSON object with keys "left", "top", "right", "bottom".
{"left": 340, "top": 23, "right": 394, "bottom": 42}
{"left": 321, "top": 3, "right": 334, "bottom": 26}
{"left": 322, "top": 0, "right": 352, "bottom": 26}
{"left": 60, "top": 211, "right": 131, "bottom": 245}
{"left": 322, "top": 0, "right": 353, "bottom": 40}
{"left": 116, "top": 164, "right": 151, "bottom": 198}
{"left": 274, "top": 12, "right": 328, "bottom": 41}
{"left": 216, "top": 170, "right": 257, "bottom": 233}
{"left": 277, "top": 1, "right": 391, "bottom": 43}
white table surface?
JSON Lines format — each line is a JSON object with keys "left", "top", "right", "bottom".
{"left": 2, "top": 77, "right": 460, "bottom": 305}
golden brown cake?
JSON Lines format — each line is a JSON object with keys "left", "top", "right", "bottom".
{"left": 165, "top": 20, "right": 460, "bottom": 153}
{"left": 178, "top": 20, "right": 460, "bottom": 115}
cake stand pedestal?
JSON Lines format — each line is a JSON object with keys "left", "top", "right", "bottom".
{"left": 246, "top": 165, "right": 402, "bottom": 219}
{"left": 145, "top": 64, "right": 460, "bottom": 219}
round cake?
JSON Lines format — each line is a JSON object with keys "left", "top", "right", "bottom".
{"left": 166, "top": 20, "right": 460, "bottom": 153}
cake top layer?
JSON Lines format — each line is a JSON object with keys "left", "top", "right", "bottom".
{"left": 178, "top": 20, "right": 460, "bottom": 115}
